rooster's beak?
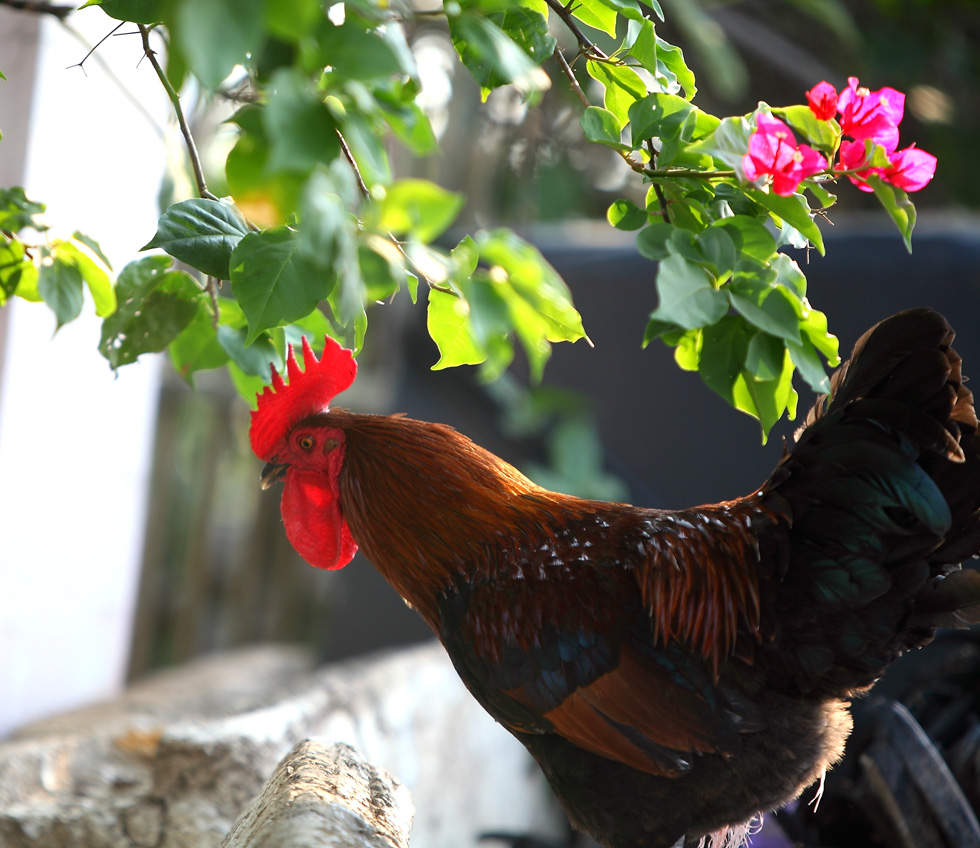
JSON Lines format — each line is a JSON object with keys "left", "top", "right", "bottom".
{"left": 260, "top": 462, "right": 288, "bottom": 490}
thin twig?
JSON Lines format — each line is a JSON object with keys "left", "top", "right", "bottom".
{"left": 544, "top": 0, "right": 609, "bottom": 60}
{"left": 645, "top": 168, "right": 738, "bottom": 180}
{"left": 137, "top": 23, "right": 217, "bottom": 201}
{"left": 645, "top": 139, "right": 672, "bottom": 224}
{"left": 66, "top": 21, "right": 124, "bottom": 73}
{"left": 553, "top": 47, "right": 590, "bottom": 109}
{"left": 336, "top": 129, "right": 370, "bottom": 199}
{"left": 337, "top": 128, "right": 455, "bottom": 296}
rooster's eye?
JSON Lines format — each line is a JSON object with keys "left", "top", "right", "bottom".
{"left": 297, "top": 435, "right": 316, "bottom": 452}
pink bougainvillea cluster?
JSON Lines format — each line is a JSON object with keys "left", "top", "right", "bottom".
{"left": 743, "top": 77, "right": 937, "bottom": 197}
{"left": 813, "top": 77, "right": 936, "bottom": 193}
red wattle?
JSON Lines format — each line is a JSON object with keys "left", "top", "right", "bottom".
{"left": 281, "top": 470, "right": 358, "bottom": 570}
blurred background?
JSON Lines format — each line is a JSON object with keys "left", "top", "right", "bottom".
{"left": 1, "top": 0, "right": 979, "bottom": 740}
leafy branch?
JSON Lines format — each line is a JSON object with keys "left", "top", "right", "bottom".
{"left": 0, "top": 0, "right": 936, "bottom": 437}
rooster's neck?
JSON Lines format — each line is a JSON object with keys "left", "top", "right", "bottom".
{"left": 333, "top": 411, "right": 554, "bottom": 628}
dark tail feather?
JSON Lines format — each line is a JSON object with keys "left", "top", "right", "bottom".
{"left": 771, "top": 309, "right": 980, "bottom": 693}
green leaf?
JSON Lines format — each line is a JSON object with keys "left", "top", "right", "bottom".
{"left": 264, "top": 0, "right": 321, "bottom": 41}
{"left": 230, "top": 226, "right": 331, "bottom": 344}
{"left": 475, "top": 229, "right": 587, "bottom": 380}
{"left": 728, "top": 277, "right": 801, "bottom": 342}
{"left": 448, "top": 10, "right": 550, "bottom": 95}
{"left": 628, "top": 93, "right": 693, "bottom": 148}
{"left": 0, "top": 187, "right": 46, "bottom": 233}
{"left": 217, "top": 325, "right": 282, "bottom": 377}
{"left": 99, "top": 257, "right": 203, "bottom": 368}
{"left": 594, "top": 0, "right": 646, "bottom": 23}
{"left": 695, "top": 227, "right": 736, "bottom": 279}
{"left": 867, "top": 175, "right": 916, "bottom": 253}
{"left": 800, "top": 305, "right": 840, "bottom": 366}
{"left": 228, "top": 360, "right": 271, "bottom": 407}
{"left": 655, "top": 37, "right": 696, "bottom": 100}
{"left": 378, "top": 97, "right": 438, "bottom": 156}
{"left": 786, "top": 334, "right": 830, "bottom": 394}
{"left": 298, "top": 166, "right": 351, "bottom": 265}
{"left": 745, "top": 331, "right": 786, "bottom": 381}
{"left": 378, "top": 179, "right": 464, "bottom": 242}
{"left": 712, "top": 216, "right": 777, "bottom": 264}
{"left": 773, "top": 104, "right": 840, "bottom": 152}
{"left": 427, "top": 287, "right": 486, "bottom": 369}
{"left": 264, "top": 68, "right": 341, "bottom": 174}
{"left": 581, "top": 106, "right": 629, "bottom": 150}
{"left": 169, "top": 308, "right": 229, "bottom": 384}
{"left": 0, "top": 236, "right": 36, "bottom": 301}
{"left": 224, "top": 105, "right": 305, "bottom": 225}
{"left": 570, "top": 0, "right": 618, "bottom": 35}
{"left": 38, "top": 246, "right": 84, "bottom": 330}
{"left": 636, "top": 221, "right": 674, "bottom": 261}
{"left": 314, "top": 18, "right": 411, "bottom": 81}
{"left": 607, "top": 198, "right": 647, "bottom": 231}
{"left": 59, "top": 239, "right": 115, "bottom": 317}
{"left": 649, "top": 253, "right": 728, "bottom": 330}
{"left": 746, "top": 189, "right": 825, "bottom": 255}
{"left": 174, "top": 0, "right": 265, "bottom": 89}
{"left": 72, "top": 231, "right": 112, "bottom": 269}
{"left": 698, "top": 314, "right": 749, "bottom": 402}
{"left": 143, "top": 198, "right": 250, "bottom": 279}
{"left": 79, "top": 0, "right": 166, "bottom": 23}
{"left": 699, "top": 316, "right": 796, "bottom": 440}
{"left": 587, "top": 60, "right": 647, "bottom": 128}
{"left": 625, "top": 18, "right": 658, "bottom": 75}
{"left": 686, "top": 116, "right": 752, "bottom": 177}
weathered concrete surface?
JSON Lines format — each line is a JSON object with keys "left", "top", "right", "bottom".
{"left": 221, "top": 740, "right": 412, "bottom": 848}
{"left": 0, "top": 642, "right": 561, "bottom": 848}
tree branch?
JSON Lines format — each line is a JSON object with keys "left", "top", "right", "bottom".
{"left": 544, "top": 0, "right": 610, "bottom": 60}
{"left": 0, "top": 0, "right": 73, "bottom": 19}
{"left": 137, "top": 24, "right": 217, "bottom": 201}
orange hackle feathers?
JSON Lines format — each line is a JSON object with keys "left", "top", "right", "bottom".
{"left": 249, "top": 336, "right": 357, "bottom": 460}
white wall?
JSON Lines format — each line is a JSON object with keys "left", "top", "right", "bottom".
{"left": 0, "top": 7, "right": 169, "bottom": 737}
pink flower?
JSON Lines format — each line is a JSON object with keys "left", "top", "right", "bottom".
{"left": 837, "top": 76, "right": 904, "bottom": 152}
{"left": 806, "top": 82, "right": 838, "bottom": 121}
{"left": 743, "top": 114, "right": 828, "bottom": 196}
{"left": 837, "top": 139, "right": 937, "bottom": 193}
{"left": 837, "top": 139, "right": 881, "bottom": 192}
{"left": 883, "top": 146, "right": 937, "bottom": 192}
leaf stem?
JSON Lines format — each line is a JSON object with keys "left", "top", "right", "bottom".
{"left": 137, "top": 24, "right": 217, "bottom": 201}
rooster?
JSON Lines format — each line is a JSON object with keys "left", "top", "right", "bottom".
{"left": 250, "top": 308, "right": 980, "bottom": 848}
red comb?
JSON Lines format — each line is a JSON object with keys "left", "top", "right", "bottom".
{"left": 249, "top": 336, "right": 357, "bottom": 460}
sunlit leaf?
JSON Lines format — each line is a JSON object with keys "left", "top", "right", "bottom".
{"left": 99, "top": 256, "right": 203, "bottom": 368}
{"left": 867, "top": 175, "right": 916, "bottom": 253}
{"left": 143, "top": 198, "right": 250, "bottom": 279}
{"left": 649, "top": 253, "right": 728, "bottom": 330}
{"left": 79, "top": 0, "right": 166, "bottom": 24}
{"left": 174, "top": 0, "right": 264, "bottom": 88}
{"left": 230, "top": 226, "right": 330, "bottom": 343}
{"left": 746, "top": 188, "right": 825, "bottom": 255}
{"left": 581, "top": 106, "right": 629, "bottom": 150}
{"left": 427, "top": 287, "right": 486, "bottom": 369}
{"left": 607, "top": 198, "right": 647, "bottom": 231}
{"left": 0, "top": 187, "right": 46, "bottom": 233}
{"left": 38, "top": 246, "right": 84, "bottom": 330}
{"left": 377, "top": 179, "right": 464, "bottom": 242}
